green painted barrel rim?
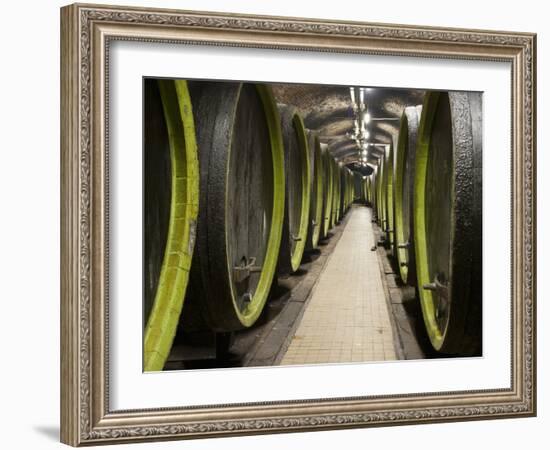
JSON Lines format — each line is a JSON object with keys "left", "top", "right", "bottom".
{"left": 144, "top": 79, "right": 200, "bottom": 372}
{"left": 331, "top": 159, "right": 340, "bottom": 224}
{"left": 370, "top": 170, "right": 376, "bottom": 212}
{"left": 226, "top": 84, "right": 285, "bottom": 328}
{"left": 386, "top": 145, "right": 395, "bottom": 252}
{"left": 353, "top": 174, "right": 356, "bottom": 203}
{"left": 290, "top": 113, "right": 311, "bottom": 272}
{"left": 351, "top": 173, "right": 354, "bottom": 207}
{"left": 414, "top": 91, "right": 445, "bottom": 350}
{"left": 347, "top": 170, "right": 352, "bottom": 210}
{"left": 346, "top": 169, "right": 351, "bottom": 210}
{"left": 395, "top": 112, "right": 410, "bottom": 284}
{"left": 334, "top": 160, "right": 340, "bottom": 225}
{"left": 311, "top": 136, "right": 324, "bottom": 248}
{"left": 335, "top": 161, "right": 339, "bottom": 221}
{"left": 377, "top": 156, "right": 385, "bottom": 227}
{"left": 376, "top": 163, "right": 381, "bottom": 222}
{"left": 322, "top": 147, "right": 333, "bottom": 237}
{"left": 384, "top": 149, "right": 393, "bottom": 243}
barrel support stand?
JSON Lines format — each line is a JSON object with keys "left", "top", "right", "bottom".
{"left": 215, "top": 332, "right": 235, "bottom": 361}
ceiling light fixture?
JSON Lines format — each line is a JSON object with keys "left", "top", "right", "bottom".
{"left": 363, "top": 112, "right": 371, "bottom": 124}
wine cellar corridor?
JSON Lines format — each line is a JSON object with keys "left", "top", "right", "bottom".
{"left": 280, "top": 206, "right": 397, "bottom": 365}
{"left": 145, "top": 80, "right": 482, "bottom": 372}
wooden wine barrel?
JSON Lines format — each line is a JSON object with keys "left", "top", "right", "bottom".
{"left": 331, "top": 159, "right": 340, "bottom": 225}
{"left": 337, "top": 165, "right": 342, "bottom": 217}
{"left": 347, "top": 171, "right": 353, "bottom": 209}
{"left": 348, "top": 171, "right": 353, "bottom": 208}
{"left": 277, "top": 105, "right": 311, "bottom": 274}
{"left": 351, "top": 172, "right": 354, "bottom": 203}
{"left": 350, "top": 172, "right": 354, "bottom": 206}
{"left": 340, "top": 167, "right": 350, "bottom": 217}
{"left": 414, "top": 91, "right": 482, "bottom": 355}
{"left": 394, "top": 105, "right": 422, "bottom": 286}
{"left": 375, "top": 163, "right": 384, "bottom": 226}
{"left": 349, "top": 171, "right": 355, "bottom": 206}
{"left": 339, "top": 168, "right": 345, "bottom": 218}
{"left": 187, "top": 82, "right": 285, "bottom": 332}
{"left": 143, "top": 79, "right": 200, "bottom": 371}
{"left": 321, "top": 144, "right": 333, "bottom": 238}
{"left": 305, "top": 132, "right": 324, "bottom": 250}
{"left": 371, "top": 168, "right": 378, "bottom": 220}
{"left": 384, "top": 144, "right": 395, "bottom": 253}
{"left": 376, "top": 153, "right": 386, "bottom": 229}
{"left": 369, "top": 175, "right": 374, "bottom": 204}
{"left": 329, "top": 160, "right": 335, "bottom": 228}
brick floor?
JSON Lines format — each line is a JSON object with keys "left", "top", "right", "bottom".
{"left": 280, "top": 206, "right": 397, "bottom": 365}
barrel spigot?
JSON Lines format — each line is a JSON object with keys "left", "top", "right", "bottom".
{"left": 233, "top": 257, "right": 261, "bottom": 283}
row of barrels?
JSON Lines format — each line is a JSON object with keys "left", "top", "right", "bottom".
{"left": 363, "top": 91, "right": 482, "bottom": 356}
{"left": 143, "top": 79, "right": 354, "bottom": 370}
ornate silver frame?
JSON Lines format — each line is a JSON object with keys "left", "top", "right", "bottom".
{"left": 60, "top": 3, "right": 536, "bottom": 446}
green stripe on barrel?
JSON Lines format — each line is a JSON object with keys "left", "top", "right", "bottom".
{"left": 376, "top": 154, "right": 386, "bottom": 228}
{"left": 371, "top": 167, "right": 378, "bottom": 218}
{"left": 143, "top": 79, "right": 200, "bottom": 372}
{"left": 385, "top": 144, "right": 395, "bottom": 254}
{"left": 394, "top": 105, "right": 422, "bottom": 286}
{"left": 321, "top": 144, "right": 333, "bottom": 238}
{"left": 277, "top": 106, "right": 312, "bottom": 274}
{"left": 331, "top": 158, "right": 340, "bottom": 226}
{"left": 306, "top": 132, "right": 324, "bottom": 249}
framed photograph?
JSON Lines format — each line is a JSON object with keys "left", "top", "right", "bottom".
{"left": 60, "top": 2, "right": 536, "bottom": 446}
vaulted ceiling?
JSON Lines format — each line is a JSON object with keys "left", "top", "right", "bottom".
{"left": 271, "top": 84, "right": 425, "bottom": 175}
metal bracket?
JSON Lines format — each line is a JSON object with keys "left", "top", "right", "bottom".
{"left": 291, "top": 234, "right": 302, "bottom": 242}
{"left": 233, "top": 257, "right": 261, "bottom": 283}
{"left": 397, "top": 241, "right": 410, "bottom": 249}
{"left": 422, "top": 273, "right": 449, "bottom": 318}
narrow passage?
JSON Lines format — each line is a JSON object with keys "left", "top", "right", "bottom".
{"left": 280, "top": 206, "right": 397, "bottom": 365}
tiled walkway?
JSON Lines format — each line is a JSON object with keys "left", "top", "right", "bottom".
{"left": 280, "top": 206, "right": 397, "bottom": 365}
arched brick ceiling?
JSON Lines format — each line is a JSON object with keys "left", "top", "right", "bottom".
{"left": 271, "top": 83, "right": 425, "bottom": 173}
